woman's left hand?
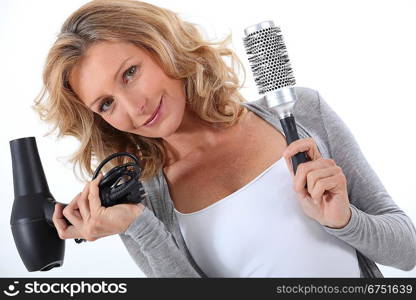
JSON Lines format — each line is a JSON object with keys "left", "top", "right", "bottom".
{"left": 282, "top": 137, "right": 352, "bottom": 229}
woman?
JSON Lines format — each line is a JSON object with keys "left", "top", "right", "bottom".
{"left": 33, "top": 0, "right": 416, "bottom": 277}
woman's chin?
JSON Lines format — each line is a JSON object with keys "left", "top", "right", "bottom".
{"left": 133, "top": 121, "right": 179, "bottom": 139}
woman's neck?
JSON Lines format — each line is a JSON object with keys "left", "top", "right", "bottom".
{"left": 162, "top": 107, "right": 250, "bottom": 167}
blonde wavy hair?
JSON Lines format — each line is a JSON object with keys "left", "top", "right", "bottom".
{"left": 33, "top": 0, "right": 248, "bottom": 182}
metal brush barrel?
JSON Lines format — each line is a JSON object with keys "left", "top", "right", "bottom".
{"left": 243, "top": 20, "right": 298, "bottom": 117}
{"left": 244, "top": 21, "right": 296, "bottom": 93}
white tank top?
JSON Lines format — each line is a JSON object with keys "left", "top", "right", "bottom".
{"left": 174, "top": 157, "right": 361, "bottom": 277}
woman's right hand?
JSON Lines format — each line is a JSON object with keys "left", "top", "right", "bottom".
{"left": 52, "top": 173, "right": 145, "bottom": 241}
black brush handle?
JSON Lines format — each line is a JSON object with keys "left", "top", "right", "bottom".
{"left": 280, "top": 115, "right": 310, "bottom": 188}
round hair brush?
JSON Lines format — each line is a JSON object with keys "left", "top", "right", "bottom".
{"left": 243, "top": 20, "right": 310, "bottom": 177}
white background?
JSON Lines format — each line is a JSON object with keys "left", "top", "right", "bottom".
{"left": 1, "top": 0, "right": 415, "bottom": 277}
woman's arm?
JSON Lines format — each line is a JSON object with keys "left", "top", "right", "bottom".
{"left": 119, "top": 206, "right": 202, "bottom": 277}
{"left": 316, "top": 90, "right": 416, "bottom": 271}
{"left": 119, "top": 233, "right": 155, "bottom": 277}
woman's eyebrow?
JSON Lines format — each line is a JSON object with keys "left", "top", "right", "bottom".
{"left": 87, "top": 56, "right": 132, "bottom": 108}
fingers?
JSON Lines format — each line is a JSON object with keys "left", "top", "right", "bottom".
{"left": 53, "top": 203, "right": 68, "bottom": 232}
{"left": 283, "top": 137, "right": 321, "bottom": 178}
{"left": 292, "top": 159, "right": 335, "bottom": 196}
{"left": 305, "top": 166, "right": 338, "bottom": 198}
{"left": 63, "top": 197, "right": 83, "bottom": 228}
{"left": 77, "top": 182, "right": 91, "bottom": 221}
{"left": 53, "top": 203, "right": 82, "bottom": 239}
{"left": 53, "top": 174, "right": 103, "bottom": 241}
{"left": 88, "top": 173, "right": 103, "bottom": 212}
{"left": 310, "top": 175, "right": 338, "bottom": 204}
{"left": 297, "top": 193, "right": 317, "bottom": 212}
{"left": 283, "top": 137, "right": 321, "bottom": 161}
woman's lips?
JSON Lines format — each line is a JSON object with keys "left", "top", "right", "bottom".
{"left": 142, "top": 97, "right": 163, "bottom": 126}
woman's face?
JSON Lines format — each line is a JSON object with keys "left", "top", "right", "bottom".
{"left": 69, "top": 40, "right": 187, "bottom": 138}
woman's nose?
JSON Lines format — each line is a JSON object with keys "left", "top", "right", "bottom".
{"left": 119, "top": 94, "right": 145, "bottom": 117}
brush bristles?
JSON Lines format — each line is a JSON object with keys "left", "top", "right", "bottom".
{"left": 243, "top": 26, "right": 296, "bottom": 94}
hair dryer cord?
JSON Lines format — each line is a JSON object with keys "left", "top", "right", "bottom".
{"left": 75, "top": 152, "right": 146, "bottom": 243}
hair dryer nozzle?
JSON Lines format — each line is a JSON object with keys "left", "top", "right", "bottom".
{"left": 9, "top": 136, "right": 65, "bottom": 272}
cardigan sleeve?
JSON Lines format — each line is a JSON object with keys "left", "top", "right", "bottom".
{"left": 315, "top": 90, "right": 416, "bottom": 271}
{"left": 118, "top": 206, "right": 201, "bottom": 277}
{"left": 118, "top": 233, "right": 155, "bottom": 277}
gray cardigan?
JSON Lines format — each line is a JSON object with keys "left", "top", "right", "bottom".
{"left": 118, "top": 86, "right": 416, "bottom": 278}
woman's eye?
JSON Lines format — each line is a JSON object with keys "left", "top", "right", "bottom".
{"left": 123, "top": 65, "right": 137, "bottom": 82}
{"left": 98, "top": 98, "right": 113, "bottom": 113}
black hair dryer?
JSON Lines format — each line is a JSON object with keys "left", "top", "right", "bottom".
{"left": 9, "top": 136, "right": 146, "bottom": 272}
{"left": 10, "top": 137, "right": 66, "bottom": 272}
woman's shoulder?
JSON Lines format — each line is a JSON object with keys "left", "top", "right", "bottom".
{"left": 241, "top": 86, "right": 324, "bottom": 138}
{"left": 241, "top": 86, "right": 332, "bottom": 160}
{"left": 242, "top": 86, "right": 320, "bottom": 116}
